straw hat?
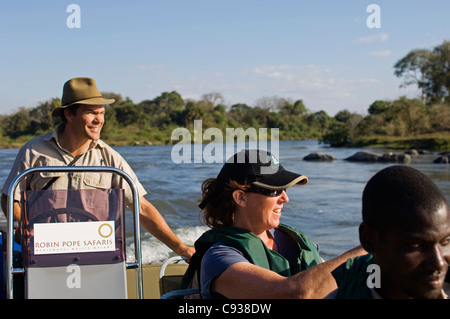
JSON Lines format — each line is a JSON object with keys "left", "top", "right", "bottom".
{"left": 52, "top": 77, "right": 115, "bottom": 117}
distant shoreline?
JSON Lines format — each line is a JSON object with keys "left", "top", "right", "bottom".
{"left": 349, "top": 133, "right": 450, "bottom": 152}
{"left": 1, "top": 133, "right": 449, "bottom": 152}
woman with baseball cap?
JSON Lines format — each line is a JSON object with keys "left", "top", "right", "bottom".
{"left": 182, "top": 149, "right": 366, "bottom": 299}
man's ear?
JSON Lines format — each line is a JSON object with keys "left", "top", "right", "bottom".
{"left": 63, "top": 108, "right": 73, "bottom": 123}
{"left": 232, "top": 190, "right": 247, "bottom": 208}
{"left": 359, "top": 222, "right": 378, "bottom": 253}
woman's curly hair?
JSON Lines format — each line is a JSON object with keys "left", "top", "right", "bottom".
{"left": 200, "top": 178, "right": 251, "bottom": 228}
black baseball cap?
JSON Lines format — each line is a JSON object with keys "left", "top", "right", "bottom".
{"left": 199, "top": 149, "right": 308, "bottom": 209}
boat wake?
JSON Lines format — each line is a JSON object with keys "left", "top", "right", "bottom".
{"left": 126, "top": 225, "right": 208, "bottom": 264}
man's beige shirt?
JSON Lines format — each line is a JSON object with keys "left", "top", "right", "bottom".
{"left": 2, "top": 127, "right": 147, "bottom": 207}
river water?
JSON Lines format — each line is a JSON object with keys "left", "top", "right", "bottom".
{"left": 0, "top": 140, "right": 449, "bottom": 263}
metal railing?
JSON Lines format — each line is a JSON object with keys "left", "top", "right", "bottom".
{"left": 6, "top": 166, "right": 144, "bottom": 299}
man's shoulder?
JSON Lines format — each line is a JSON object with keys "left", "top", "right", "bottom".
{"left": 93, "top": 139, "right": 126, "bottom": 160}
{"left": 24, "top": 131, "right": 53, "bottom": 146}
{"left": 17, "top": 131, "right": 55, "bottom": 155}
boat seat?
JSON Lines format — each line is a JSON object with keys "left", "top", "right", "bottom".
{"left": 159, "top": 256, "right": 199, "bottom": 299}
{"left": 22, "top": 188, "right": 128, "bottom": 299}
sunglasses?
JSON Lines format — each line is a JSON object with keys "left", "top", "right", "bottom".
{"left": 248, "top": 186, "right": 286, "bottom": 197}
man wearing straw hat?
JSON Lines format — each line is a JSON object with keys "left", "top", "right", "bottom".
{"left": 1, "top": 77, "right": 195, "bottom": 259}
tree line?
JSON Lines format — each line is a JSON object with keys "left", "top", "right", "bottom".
{"left": 1, "top": 41, "right": 449, "bottom": 150}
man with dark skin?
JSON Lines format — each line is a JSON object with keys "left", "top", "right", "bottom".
{"left": 330, "top": 165, "right": 450, "bottom": 299}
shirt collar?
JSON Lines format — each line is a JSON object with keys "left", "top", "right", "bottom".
{"left": 46, "top": 125, "right": 107, "bottom": 151}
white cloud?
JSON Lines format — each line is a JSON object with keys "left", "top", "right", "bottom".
{"left": 266, "top": 71, "right": 284, "bottom": 79}
{"left": 252, "top": 64, "right": 326, "bottom": 84}
{"left": 135, "top": 64, "right": 166, "bottom": 70}
{"left": 370, "top": 50, "right": 392, "bottom": 57}
{"left": 247, "top": 64, "right": 385, "bottom": 114}
{"left": 353, "top": 78, "right": 379, "bottom": 84}
{"left": 357, "top": 33, "right": 389, "bottom": 43}
{"left": 130, "top": 64, "right": 390, "bottom": 116}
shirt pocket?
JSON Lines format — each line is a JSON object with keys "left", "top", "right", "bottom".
{"left": 29, "top": 160, "right": 66, "bottom": 191}
{"left": 83, "top": 172, "right": 113, "bottom": 189}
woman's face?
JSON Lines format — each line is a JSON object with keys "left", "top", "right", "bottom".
{"left": 232, "top": 187, "right": 289, "bottom": 235}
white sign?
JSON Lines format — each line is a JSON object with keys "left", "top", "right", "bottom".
{"left": 34, "top": 221, "right": 115, "bottom": 255}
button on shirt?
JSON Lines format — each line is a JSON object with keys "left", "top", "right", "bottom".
{"left": 2, "top": 126, "right": 146, "bottom": 208}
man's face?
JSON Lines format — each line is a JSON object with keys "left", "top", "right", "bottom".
{"left": 68, "top": 104, "right": 105, "bottom": 141}
{"left": 373, "top": 204, "right": 450, "bottom": 299}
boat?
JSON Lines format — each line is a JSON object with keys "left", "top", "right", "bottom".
{"left": 0, "top": 166, "right": 188, "bottom": 299}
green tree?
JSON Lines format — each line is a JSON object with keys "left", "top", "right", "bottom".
{"left": 114, "top": 97, "right": 149, "bottom": 127}
{"left": 368, "top": 100, "right": 390, "bottom": 115}
{"left": 394, "top": 40, "right": 450, "bottom": 104}
{"left": 212, "top": 104, "right": 227, "bottom": 127}
{"left": 4, "top": 107, "right": 31, "bottom": 138}
{"left": 394, "top": 49, "right": 432, "bottom": 103}
{"left": 182, "top": 101, "right": 209, "bottom": 127}
{"left": 28, "top": 98, "right": 60, "bottom": 133}
{"left": 427, "top": 41, "right": 450, "bottom": 104}
{"left": 279, "top": 99, "right": 308, "bottom": 117}
{"left": 149, "top": 91, "right": 185, "bottom": 126}
{"left": 322, "top": 121, "right": 350, "bottom": 147}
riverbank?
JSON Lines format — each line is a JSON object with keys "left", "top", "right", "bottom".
{"left": 350, "top": 132, "right": 450, "bottom": 152}
{"left": 0, "top": 135, "right": 33, "bottom": 149}
{"left": 1, "top": 131, "right": 450, "bottom": 152}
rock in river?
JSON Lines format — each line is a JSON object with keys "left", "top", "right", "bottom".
{"left": 303, "top": 152, "right": 335, "bottom": 161}
{"left": 345, "top": 151, "right": 411, "bottom": 163}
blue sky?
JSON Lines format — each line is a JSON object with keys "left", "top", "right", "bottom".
{"left": 0, "top": 1, "right": 448, "bottom": 116}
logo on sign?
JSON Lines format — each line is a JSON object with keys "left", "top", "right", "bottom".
{"left": 34, "top": 221, "right": 115, "bottom": 255}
